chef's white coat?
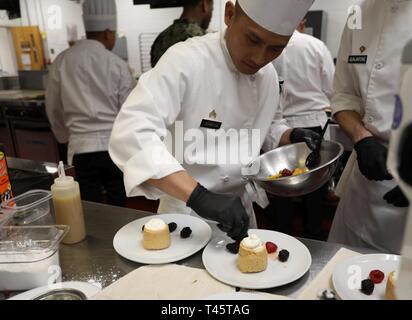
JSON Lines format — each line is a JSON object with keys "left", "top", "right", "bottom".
{"left": 273, "top": 31, "right": 335, "bottom": 130}
{"left": 46, "top": 39, "right": 135, "bottom": 165}
{"left": 328, "top": 0, "right": 412, "bottom": 253}
{"left": 109, "top": 31, "right": 290, "bottom": 226}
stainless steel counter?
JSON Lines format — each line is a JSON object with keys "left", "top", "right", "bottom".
{"left": 58, "top": 201, "right": 374, "bottom": 299}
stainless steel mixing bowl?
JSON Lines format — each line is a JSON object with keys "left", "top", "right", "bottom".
{"left": 243, "top": 141, "right": 344, "bottom": 197}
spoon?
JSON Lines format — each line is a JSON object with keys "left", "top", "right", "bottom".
{"left": 305, "top": 119, "right": 331, "bottom": 169}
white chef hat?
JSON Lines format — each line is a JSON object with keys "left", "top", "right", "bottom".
{"left": 237, "top": 0, "right": 314, "bottom": 36}
{"left": 83, "top": 0, "right": 117, "bottom": 32}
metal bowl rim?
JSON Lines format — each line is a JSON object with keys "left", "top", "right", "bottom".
{"left": 33, "top": 288, "right": 88, "bottom": 300}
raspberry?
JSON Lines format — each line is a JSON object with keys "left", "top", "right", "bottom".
{"left": 369, "top": 270, "right": 385, "bottom": 284}
{"left": 265, "top": 242, "right": 278, "bottom": 254}
{"left": 180, "top": 227, "right": 192, "bottom": 239}
{"left": 281, "top": 169, "right": 293, "bottom": 177}
{"left": 168, "top": 222, "right": 177, "bottom": 232}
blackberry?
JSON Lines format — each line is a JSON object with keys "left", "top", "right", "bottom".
{"left": 361, "top": 279, "right": 375, "bottom": 295}
{"left": 168, "top": 222, "right": 177, "bottom": 232}
{"left": 180, "top": 227, "right": 192, "bottom": 239}
{"left": 226, "top": 242, "right": 240, "bottom": 254}
{"left": 278, "top": 249, "right": 290, "bottom": 262}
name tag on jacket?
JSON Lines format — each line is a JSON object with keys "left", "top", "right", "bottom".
{"left": 348, "top": 55, "right": 368, "bottom": 64}
{"left": 200, "top": 119, "right": 222, "bottom": 130}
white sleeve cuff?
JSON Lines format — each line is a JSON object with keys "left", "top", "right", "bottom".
{"left": 262, "top": 120, "right": 291, "bottom": 152}
{"left": 122, "top": 143, "right": 184, "bottom": 199}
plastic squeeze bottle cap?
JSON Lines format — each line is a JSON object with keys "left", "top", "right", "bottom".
{"left": 54, "top": 161, "right": 74, "bottom": 187}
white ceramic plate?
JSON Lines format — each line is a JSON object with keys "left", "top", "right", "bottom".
{"left": 113, "top": 214, "right": 212, "bottom": 264}
{"left": 8, "top": 281, "right": 101, "bottom": 300}
{"left": 332, "top": 254, "right": 400, "bottom": 300}
{"left": 202, "top": 229, "right": 312, "bottom": 290}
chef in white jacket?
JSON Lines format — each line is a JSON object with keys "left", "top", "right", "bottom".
{"left": 109, "top": 0, "right": 317, "bottom": 240}
{"left": 328, "top": 0, "right": 411, "bottom": 253}
{"left": 270, "top": 20, "right": 335, "bottom": 239}
{"left": 46, "top": 0, "right": 135, "bottom": 206}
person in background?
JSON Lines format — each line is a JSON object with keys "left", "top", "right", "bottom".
{"left": 150, "top": 0, "right": 214, "bottom": 67}
{"left": 269, "top": 19, "right": 335, "bottom": 240}
{"left": 328, "top": 0, "right": 411, "bottom": 253}
{"left": 109, "top": 0, "right": 318, "bottom": 241}
{"left": 45, "top": 0, "right": 135, "bottom": 207}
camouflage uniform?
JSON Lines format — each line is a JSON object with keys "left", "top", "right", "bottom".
{"left": 150, "top": 18, "right": 206, "bottom": 67}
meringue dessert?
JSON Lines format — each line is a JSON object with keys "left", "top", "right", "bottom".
{"left": 385, "top": 271, "right": 397, "bottom": 300}
{"left": 237, "top": 234, "right": 268, "bottom": 273}
{"left": 143, "top": 218, "right": 171, "bottom": 250}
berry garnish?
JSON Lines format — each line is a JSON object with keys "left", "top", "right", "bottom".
{"left": 180, "top": 227, "right": 192, "bottom": 239}
{"left": 280, "top": 169, "right": 293, "bottom": 177}
{"left": 278, "top": 249, "right": 290, "bottom": 262}
{"left": 226, "top": 242, "right": 240, "bottom": 254}
{"left": 369, "top": 270, "right": 385, "bottom": 284}
{"left": 265, "top": 242, "right": 278, "bottom": 254}
{"left": 361, "top": 279, "right": 375, "bottom": 295}
{"left": 168, "top": 222, "right": 177, "bottom": 232}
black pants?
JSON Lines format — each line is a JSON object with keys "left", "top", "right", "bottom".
{"left": 267, "top": 126, "right": 328, "bottom": 240}
{"left": 73, "top": 151, "right": 126, "bottom": 207}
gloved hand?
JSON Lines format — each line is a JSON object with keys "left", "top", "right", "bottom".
{"left": 290, "top": 128, "right": 321, "bottom": 151}
{"left": 354, "top": 137, "right": 393, "bottom": 181}
{"left": 187, "top": 184, "right": 249, "bottom": 241}
{"left": 384, "top": 186, "right": 410, "bottom": 208}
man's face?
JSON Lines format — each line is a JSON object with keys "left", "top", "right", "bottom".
{"left": 202, "top": 0, "right": 214, "bottom": 30}
{"left": 224, "top": 2, "right": 291, "bottom": 75}
{"left": 105, "top": 30, "right": 117, "bottom": 51}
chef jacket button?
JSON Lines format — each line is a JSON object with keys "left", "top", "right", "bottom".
{"left": 222, "top": 176, "right": 230, "bottom": 182}
{"left": 367, "top": 116, "right": 374, "bottom": 123}
{"left": 250, "top": 75, "right": 256, "bottom": 82}
{"left": 391, "top": 5, "right": 399, "bottom": 13}
{"left": 375, "top": 62, "right": 384, "bottom": 70}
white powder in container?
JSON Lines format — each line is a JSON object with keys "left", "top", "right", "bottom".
{"left": 0, "top": 251, "right": 61, "bottom": 291}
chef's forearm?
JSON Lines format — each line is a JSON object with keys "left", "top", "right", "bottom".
{"left": 147, "top": 171, "right": 198, "bottom": 203}
{"left": 334, "top": 110, "right": 372, "bottom": 144}
{"left": 279, "top": 129, "right": 293, "bottom": 146}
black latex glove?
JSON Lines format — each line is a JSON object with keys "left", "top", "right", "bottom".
{"left": 384, "top": 186, "right": 410, "bottom": 208}
{"left": 354, "top": 137, "right": 393, "bottom": 181}
{"left": 187, "top": 184, "right": 249, "bottom": 241}
{"left": 290, "top": 128, "right": 321, "bottom": 151}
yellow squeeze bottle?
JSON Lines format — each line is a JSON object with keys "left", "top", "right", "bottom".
{"left": 51, "top": 161, "right": 86, "bottom": 244}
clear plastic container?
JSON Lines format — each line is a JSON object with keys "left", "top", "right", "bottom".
{"left": 0, "top": 190, "right": 54, "bottom": 226}
{"left": 0, "top": 225, "right": 69, "bottom": 291}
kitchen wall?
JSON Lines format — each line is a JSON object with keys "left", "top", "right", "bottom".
{"left": 0, "top": 11, "right": 21, "bottom": 75}
{"left": 19, "top": 0, "right": 85, "bottom": 62}
{"left": 311, "top": 0, "right": 360, "bottom": 58}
